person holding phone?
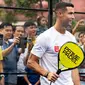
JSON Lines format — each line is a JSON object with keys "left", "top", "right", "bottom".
{"left": 0, "top": 24, "right": 20, "bottom": 85}
{"left": 0, "top": 22, "right": 21, "bottom": 85}
{"left": 27, "top": 2, "right": 80, "bottom": 85}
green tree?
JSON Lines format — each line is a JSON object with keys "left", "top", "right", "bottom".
{"left": 0, "top": 0, "right": 43, "bottom": 23}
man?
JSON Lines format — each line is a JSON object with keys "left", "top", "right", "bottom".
{"left": 1, "top": 22, "right": 20, "bottom": 85}
{"left": 79, "top": 33, "right": 85, "bottom": 85}
{"left": 0, "top": 23, "right": 20, "bottom": 85}
{"left": 13, "top": 26, "right": 25, "bottom": 38}
{"left": 12, "top": 25, "right": 27, "bottom": 85}
{"left": 23, "top": 20, "right": 40, "bottom": 85}
{"left": 27, "top": 2, "right": 80, "bottom": 85}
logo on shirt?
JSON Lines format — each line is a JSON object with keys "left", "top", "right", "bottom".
{"left": 54, "top": 46, "right": 59, "bottom": 52}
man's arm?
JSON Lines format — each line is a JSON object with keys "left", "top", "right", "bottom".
{"left": 2, "top": 43, "right": 15, "bottom": 57}
{"left": 72, "top": 19, "right": 84, "bottom": 35}
{"left": 27, "top": 53, "right": 59, "bottom": 82}
{"left": 27, "top": 53, "right": 48, "bottom": 76}
{"left": 2, "top": 37, "right": 20, "bottom": 57}
{"left": 24, "top": 75, "right": 32, "bottom": 85}
{"left": 72, "top": 68, "right": 81, "bottom": 85}
{"left": 0, "top": 61, "right": 4, "bottom": 85}
{"left": 35, "top": 80, "right": 40, "bottom": 85}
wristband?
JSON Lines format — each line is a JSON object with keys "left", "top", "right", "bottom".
{"left": 0, "top": 74, "right": 4, "bottom": 80}
{"left": 44, "top": 71, "right": 50, "bottom": 78}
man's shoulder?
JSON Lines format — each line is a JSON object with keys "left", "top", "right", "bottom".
{"left": 66, "top": 31, "right": 77, "bottom": 42}
{"left": 66, "top": 31, "right": 75, "bottom": 37}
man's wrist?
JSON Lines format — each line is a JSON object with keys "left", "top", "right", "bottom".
{"left": 12, "top": 43, "right": 15, "bottom": 46}
{"left": 0, "top": 74, "right": 4, "bottom": 80}
{"left": 44, "top": 71, "right": 50, "bottom": 78}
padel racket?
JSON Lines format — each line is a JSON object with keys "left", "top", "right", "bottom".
{"left": 50, "top": 41, "right": 84, "bottom": 85}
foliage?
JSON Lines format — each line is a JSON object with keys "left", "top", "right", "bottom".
{"left": 4, "top": 11, "right": 17, "bottom": 23}
{"left": 72, "top": 20, "right": 77, "bottom": 28}
{"left": 0, "top": 0, "right": 43, "bottom": 23}
{"left": 16, "top": 0, "right": 38, "bottom": 7}
{"left": 15, "top": 0, "right": 39, "bottom": 18}
{"left": 4, "top": 0, "right": 13, "bottom": 6}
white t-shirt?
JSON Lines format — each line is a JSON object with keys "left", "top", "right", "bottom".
{"left": 31, "top": 27, "right": 76, "bottom": 85}
{"left": 17, "top": 48, "right": 28, "bottom": 76}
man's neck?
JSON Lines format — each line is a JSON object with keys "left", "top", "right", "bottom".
{"left": 54, "top": 22, "right": 66, "bottom": 34}
{"left": 4, "top": 38, "right": 9, "bottom": 43}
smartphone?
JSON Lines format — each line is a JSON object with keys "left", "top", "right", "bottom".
{"left": 0, "top": 34, "right": 3, "bottom": 45}
{"left": 19, "top": 37, "right": 27, "bottom": 48}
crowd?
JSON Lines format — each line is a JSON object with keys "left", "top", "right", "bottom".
{"left": 0, "top": 16, "right": 48, "bottom": 85}
{"left": 0, "top": 2, "right": 85, "bottom": 85}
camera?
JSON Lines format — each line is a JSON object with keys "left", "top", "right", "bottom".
{"left": 18, "top": 37, "right": 27, "bottom": 48}
{"left": 0, "top": 34, "right": 3, "bottom": 46}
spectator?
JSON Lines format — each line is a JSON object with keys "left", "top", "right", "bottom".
{"left": 79, "top": 33, "right": 85, "bottom": 85}
{"left": 13, "top": 25, "right": 28, "bottom": 85}
{"left": 24, "top": 20, "right": 40, "bottom": 85}
{"left": 1, "top": 22, "right": 20, "bottom": 85}
{"left": 0, "top": 44, "right": 4, "bottom": 85}
{"left": 72, "top": 19, "right": 85, "bottom": 35}
{"left": 0, "top": 24, "right": 20, "bottom": 85}
{"left": 78, "top": 32, "right": 84, "bottom": 46}
{"left": 36, "top": 16, "right": 48, "bottom": 35}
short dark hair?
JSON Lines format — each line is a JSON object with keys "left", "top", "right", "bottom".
{"left": 24, "top": 20, "right": 36, "bottom": 29}
{"left": 78, "top": 31, "right": 85, "bottom": 38}
{"left": 13, "top": 25, "right": 24, "bottom": 32}
{"left": 0, "top": 24, "right": 3, "bottom": 30}
{"left": 55, "top": 2, "right": 74, "bottom": 12}
{"left": 37, "top": 16, "right": 47, "bottom": 26}
{"left": 0, "top": 22, "right": 13, "bottom": 29}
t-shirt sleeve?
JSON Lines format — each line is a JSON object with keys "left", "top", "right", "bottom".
{"left": 31, "top": 35, "right": 48, "bottom": 58}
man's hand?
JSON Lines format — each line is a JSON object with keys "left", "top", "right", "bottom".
{"left": 77, "top": 19, "right": 85, "bottom": 25}
{"left": 47, "top": 72, "right": 59, "bottom": 82}
{"left": 13, "top": 37, "right": 20, "bottom": 45}
{"left": 28, "top": 83, "right": 32, "bottom": 85}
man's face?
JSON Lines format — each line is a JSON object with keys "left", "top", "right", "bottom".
{"left": 3, "top": 26, "right": 13, "bottom": 39}
{"left": 14, "top": 26, "right": 24, "bottom": 38}
{"left": 79, "top": 33, "right": 84, "bottom": 43}
{"left": 25, "top": 25, "right": 37, "bottom": 37}
{"left": 0, "top": 29, "right": 3, "bottom": 34}
{"left": 62, "top": 7, "right": 75, "bottom": 27}
{"left": 82, "top": 34, "right": 85, "bottom": 44}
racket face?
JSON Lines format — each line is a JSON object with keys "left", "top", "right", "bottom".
{"left": 59, "top": 42, "right": 84, "bottom": 69}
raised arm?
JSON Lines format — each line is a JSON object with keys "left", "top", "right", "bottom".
{"left": 72, "top": 19, "right": 85, "bottom": 35}
{"left": 2, "top": 37, "right": 20, "bottom": 57}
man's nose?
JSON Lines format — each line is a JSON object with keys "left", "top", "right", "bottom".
{"left": 72, "top": 14, "right": 75, "bottom": 20}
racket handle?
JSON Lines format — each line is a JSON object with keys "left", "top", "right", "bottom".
{"left": 56, "top": 69, "right": 61, "bottom": 74}
{"left": 50, "top": 81, "right": 52, "bottom": 85}
{"left": 50, "top": 69, "right": 61, "bottom": 85}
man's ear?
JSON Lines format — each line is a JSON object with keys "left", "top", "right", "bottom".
{"left": 57, "top": 9, "right": 63, "bottom": 17}
{"left": 25, "top": 29, "right": 28, "bottom": 33}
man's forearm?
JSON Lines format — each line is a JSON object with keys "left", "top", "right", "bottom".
{"left": 27, "top": 59, "right": 48, "bottom": 77}
{"left": 72, "top": 68, "right": 81, "bottom": 85}
{"left": 2, "top": 43, "right": 15, "bottom": 57}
